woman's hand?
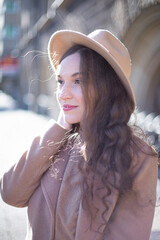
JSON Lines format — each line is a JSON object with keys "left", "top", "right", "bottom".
{"left": 57, "top": 110, "right": 72, "bottom": 131}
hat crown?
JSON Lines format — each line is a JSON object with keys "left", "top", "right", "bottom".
{"left": 88, "top": 30, "right": 131, "bottom": 79}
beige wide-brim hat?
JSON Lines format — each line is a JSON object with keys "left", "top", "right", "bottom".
{"left": 48, "top": 29, "right": 136, "bottom": 107}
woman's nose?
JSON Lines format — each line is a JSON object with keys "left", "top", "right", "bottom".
{"left": 59, "top": 84, "right": 72, "bottom": 100}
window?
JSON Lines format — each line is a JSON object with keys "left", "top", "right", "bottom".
{"left": 3, "top": 1, "right": 20, "bottom": 14}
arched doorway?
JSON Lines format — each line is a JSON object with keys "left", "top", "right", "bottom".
{"left": 123, "top": 4, "right": 160, "bottom": 114}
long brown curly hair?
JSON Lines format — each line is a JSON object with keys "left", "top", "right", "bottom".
{"left": 59, "top": 44, "right": 156, "bottom": 232}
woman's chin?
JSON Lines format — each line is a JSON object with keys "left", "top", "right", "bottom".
{"left": 65, "top": 117, "right": 80, "bottom": 125}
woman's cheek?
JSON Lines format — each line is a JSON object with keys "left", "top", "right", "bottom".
{"left": 56, "top": 89, "right": 61, "bottom": 105}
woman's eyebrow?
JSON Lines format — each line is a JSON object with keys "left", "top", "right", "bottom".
{"left": 71, "top": 72, "right": 82, "bottom": 77}
{"left": 57, "top": 72, "right": 81, "bottom": 78}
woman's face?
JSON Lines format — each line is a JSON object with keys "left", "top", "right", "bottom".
{"left": 56, "top": 52, "right": 84, "bottom": 125}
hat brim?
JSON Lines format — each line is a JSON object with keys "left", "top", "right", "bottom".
{"left": 48, "top": 30, "right": 135, "bottom": 106}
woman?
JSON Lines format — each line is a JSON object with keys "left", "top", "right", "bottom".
{"left": 0, "top": 29, "right": 158, "bottom": 240}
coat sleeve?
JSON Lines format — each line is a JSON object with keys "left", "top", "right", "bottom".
{"left": 103, "top": 146, "right": 158, "bottom": 240}
{"left": 0, "top": 120, "right": 68, "bottom": 208}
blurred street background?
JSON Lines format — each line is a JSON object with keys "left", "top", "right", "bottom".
{"left": 0, "top": 0, "right": 160, "bottom": 239}
{"left": 0, "top": 109, "right": 48, "bottom": 240}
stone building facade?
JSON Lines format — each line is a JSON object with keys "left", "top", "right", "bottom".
{"left": 1, "top": 0, "right": 160, "bottom": 118}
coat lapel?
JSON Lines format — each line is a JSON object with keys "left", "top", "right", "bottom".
{"left": 41, "top": 145, "right": 71, "bottom": 239}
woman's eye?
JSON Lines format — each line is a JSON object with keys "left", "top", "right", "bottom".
{"left": 75, "top": 79, "right": 81, "bottom": 84}
{"left": 57, "top": 79, "right": 63, "bottom": 85}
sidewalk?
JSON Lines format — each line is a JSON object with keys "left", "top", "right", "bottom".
{"left": 0, "top": 110, "right": 48, "bottom": 239}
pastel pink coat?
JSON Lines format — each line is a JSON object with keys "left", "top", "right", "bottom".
{"left": 0, "top": 120, "right": 158, "bottom": 240}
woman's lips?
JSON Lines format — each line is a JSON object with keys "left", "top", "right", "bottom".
{"left": 62, "top": 104, "right": 78, "bottom": 111}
